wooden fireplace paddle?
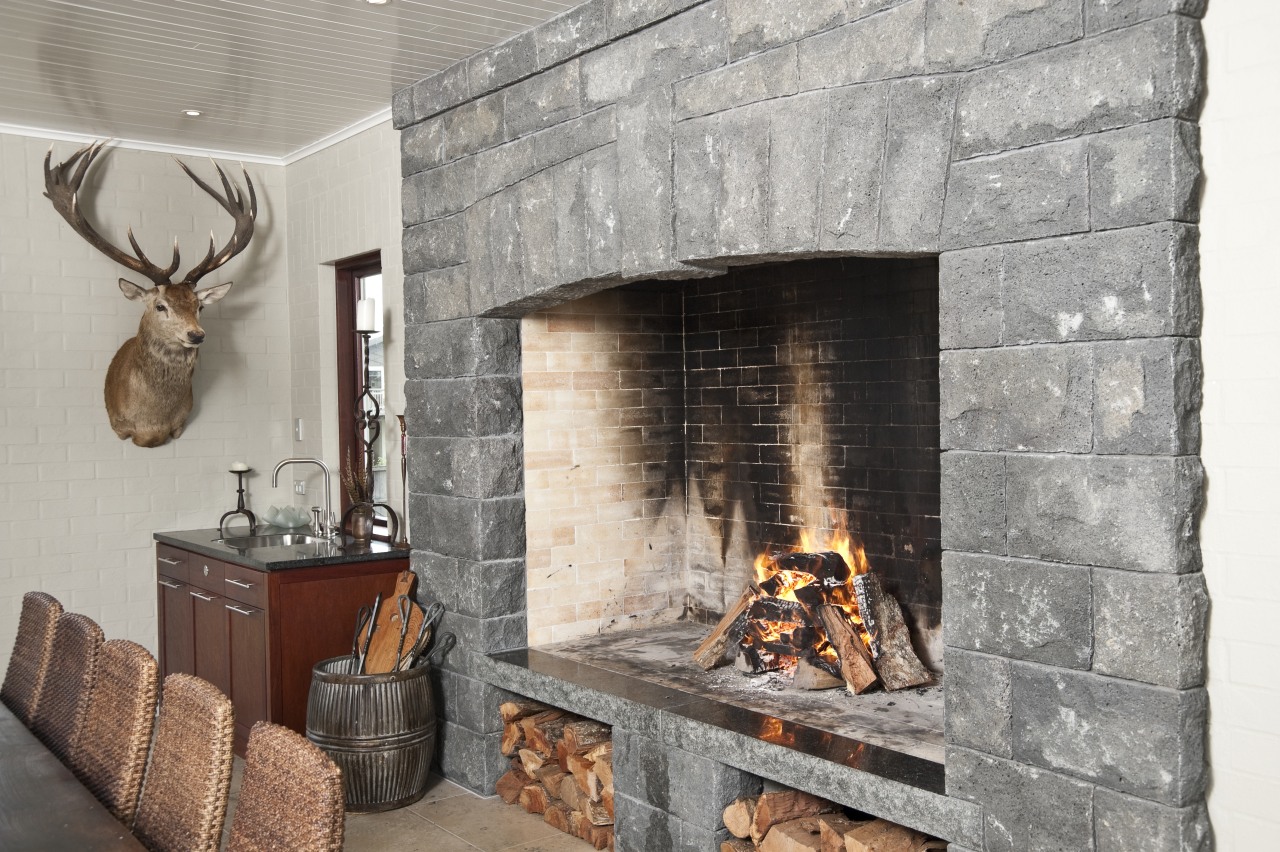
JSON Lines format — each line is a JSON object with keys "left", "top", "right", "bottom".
{"left": 362, "top": 570, "right": 423, "bottom": 674}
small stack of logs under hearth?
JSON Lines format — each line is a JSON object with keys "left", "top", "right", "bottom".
{"left": 694, "top": 549, "right": 931, "bottom": 693}
{"left": 496, "top": 699, "right": 615, "bottom": 850}
{"left": 721, "top": 790, "right": 946, "bottom": 852}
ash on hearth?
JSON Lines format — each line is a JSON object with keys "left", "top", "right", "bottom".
{"left": 693, "top": 528, "right": 931, "bottom": 693}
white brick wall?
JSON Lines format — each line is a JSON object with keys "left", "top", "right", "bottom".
{"left": 0, "top": 133, "right": 292, "bottom": 656}
{"left": 1200, "top": 2, "right": 1280, "bottom": 847}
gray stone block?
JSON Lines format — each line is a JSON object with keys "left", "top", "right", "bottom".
{"left": 437, "top": 607, "right": 527, "bottom": 655}
{"left": 441, "top": 94, "right": 505, "bottom": 164}
{"left": 673, "top": 43, "right": 799, "bottom": 120}
{"left": 940, "top": 344, "right": 1093, "bottom": 453}
{"left": 941, "top": 450, "right": 1006, "bottom": 554}
{"left": 515, "top": 168, "right": 560, "bottom": 294}
{"left": 766, "top": 91, "right": 825, "bottom": 253}
{"left": 403, "top": 266, "right": 472, "bottom": 326}
{"left": 944, "top": 648, "right": 1012, "bottom": 758}
{"left": 466, "top": 29, "right": 538, "bottom": 97}
{"left": 614, "top": 728, "right": 671, "bottom": 810}
{"left": 503, "top": 60, "right": 583, "bottom": 141}
{"left": 880, "top": 76, "right": 957, "bottom": 252}
{"left": 411, "top": 61, "right": 470, "bottom": 123}
{"left": 608, "top": 0, "right": 708, "bottom": 38}
{"left": 424, "top": 495, "right": 526, "bottom": 562}
{"left": 1090, "top": 119, "right": 1201, "bottom": 230}
{"left": 410, "top": 549, "right": 463, "bottom": 614}
{"left": 403, "top": 214, "right": 467, "bottom": 274}
{"left": 548, "top": 157, "right": 592, "bottom": 290}
{"left": 819, "top": 82, "right": 890, "bottom": 253}
{"left": 404, "top": 317, "right": 519, "bottom": 380}
{"left": 618, "top": 88, "right": 676, "bottom": 277}
{"left": 447, "top": 673, "right": 523, "bottom": 734}
{"left": 1005, "top": 454, "right": 1203, "bottom": 573}
{"left": 391, "top": 85, "right": 414, "bottom": 129}
{"left": 615, "top": 791, "right": 678, "bottom": 852}
{"left": 991, "top": 223, "right": 1201, "bottom": 345}
{"left": 718, "top": 102, "right": 771, "bottom": 257}
{"left": 1094, "top": 787, "right": 1212, "bottom": 852}
{"left": 534, "top": 106, "right": 617, "bottom": 170}
{"left": 537, "top": 0, "right": 609, "bottom": 67}
{"left": 798, "top": 0, "right": 926, "bottom": 90}
{"left": 584, "top": 2, "right": 728, "bottom": 108}
{"left": 942, "top": 139, "right": 1090, "bottom": 249}
{"left": 1087, "top": 0, "right": 1208, "bottom": 36}
{"left": 1093, "top": 568, "right": 1207, "bottom": 688}
{"left": 436, "top": 720, "right": 506, "bottom": 794}
{"left": 944, "top": 552, "right": 1092, "bottom": 667}
{"left": 474, "top": 137, "right": 536, "bottom": 205}
{"left": 401, "top": 119, "right": 447, "bottom": 176}
{"left": 945, "top": 746, "right": 1094, "bottom": 852}
{"left": 1012, "top": 663, "right": 1207, "bottom": 805}
{"left": 923, "top": 0, "right": 1082, "bottom": 72}
{"left": 402, "top": 157, "right": 476, "bottom": 226}
{"left": 415, "top": 549, "right": 525, "bottom": 621}
{"left": 583, "top": 146, "right": 624, "bottom": 277}
{"left": 673, "top": 114, "right": 722, "bottom": 260}
{"left": 667, "top": 748, "right": 761, "bottom": 829}
{"left": 408, "top": 376, "right": 522, "bottom": 437}
{"left": 938, "top": 245, "right": 1003, "bottom": 350}
{"left": 725, "top": 0, "right": 848, "bottom": 59}
{"left": 1092, "top": 337, "right": 1202, "bottom": 455}
{"left": 954, "top": 17, "right": 1204, "bottom": 159}
{"left": 410, "top": 435, "right": 523, "bottom": 500}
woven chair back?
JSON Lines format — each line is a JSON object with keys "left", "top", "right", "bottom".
{"left": 70, "top": 639, "right": 159, "bottom": 826}
{"left": 227, "top": 721, "right": 345, "bottom": 852}
{"left": 28, "top": 611, "right": 104, "bottom": 762}
{"left": 133, "top": 673, "right": 235, "bottom": 852}
{"left": 0, "top": 591, "right": 63, "bottom": 724}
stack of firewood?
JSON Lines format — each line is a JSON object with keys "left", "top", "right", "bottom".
{"left": 496, "top": 699, "right": 615, "bottom": 850}
{"left": 720, "top": 790, "right": 946, "bottom": 852}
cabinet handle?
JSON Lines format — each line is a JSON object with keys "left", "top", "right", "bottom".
{"left": 225, "top": 604, "right": 258, "bottom": 616}
{"left": 190, "top": 591, "right": 216, "bottom": 602}
{"left": 158, "top": 578, "right": 184, "bottom": 590}
{"left": 157, "top": 557, "right": 182, "bottom": 566}
{"left": 225, "top": 577, "right": 254, "bottom": 589}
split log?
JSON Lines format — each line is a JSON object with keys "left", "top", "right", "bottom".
{"left": 568, "top": 749, "right": 597, "bottom": 795}
{"left": 520, "top": 709, "right": 565, "bottom": 746}
{"left": 774, "top": 551, "right": 852, "bottom": 588}
{"left": 528, "top": 713, "right": 572, "bottom": 755}
{"left": 844, "top": 819, "right": 928, "bottom": 852}
{"left": 496, "top": 768, "right": 532, "bottom": 804}
{"left": 519, "top": 748, "right": 545, "bottom": 776}
{"left": 570, "top": 812, "right": 615, "bottom": 850}
{"left": 851, "top": 574, "right": 930, "bottom": 691}
{"left": 543, "top": 800, "right": 574, "bottom": 834}
{"left": 601, "top": 786, "right": 614, "bottom": 818}
{"left": 816, "top": 815, "right": 873, "bottom": 852}
{"left": 793, "top": 657, "right": 844, "bottom": 690}
{"left": 500, "top": 699, "right": 551, "bottom": 723}
{"left": 750, "top": 791, "right": 836, "bottom": 845}
{"left": 518, "top": 783, "right": 549, "bottom": 815}
{"left": 816, "top": 605, "right": 878, "bottom": 694}
{"left": 501, "top": 721, "right": 526, "bottom": 756}
{"left": 721, "top": 840, "right": 755, "bottom": 852}
{"left": 723, "top": 796, "right": 756, "bottom": 839}
{"left": 760, "top": 815, "right": 828, "bottom": 852}
{"left": 563, "top": 719, "right": 612, "bottom": 753}
{"left": 534, "top": 764, "right": 569, "bottom": 792}
{"left": 694, "top": 585, "right": 756, "bottom": 669}
{"left": 559, "top": 775, "right": 613, "bottom": 826}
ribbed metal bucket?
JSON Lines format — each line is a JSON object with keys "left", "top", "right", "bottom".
{"left": 306, "top": 656, "right": 436, "bottom": 813}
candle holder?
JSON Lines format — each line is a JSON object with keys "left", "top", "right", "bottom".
{"left": 219, "top": 468, "right": 258, "bottom": 536}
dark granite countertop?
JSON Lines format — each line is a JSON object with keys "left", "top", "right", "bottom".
{"left": 154, "top": 527, "right": 411, "bottom": 571}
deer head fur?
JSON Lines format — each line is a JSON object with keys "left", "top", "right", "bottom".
{"left": 44, "top": 141, "right": 256, "bottom": 447}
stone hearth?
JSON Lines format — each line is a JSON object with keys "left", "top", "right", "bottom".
{"left": 397, "top": 1, "right": 1209, "bottom": 849}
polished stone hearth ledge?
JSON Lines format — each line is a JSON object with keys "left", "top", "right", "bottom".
{"left": 477, "top": 624, "right": 980, "bottom": 846}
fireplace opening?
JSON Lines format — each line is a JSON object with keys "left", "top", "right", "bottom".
{"left": 520, "top": 256, "right": 942, "bottom": 761}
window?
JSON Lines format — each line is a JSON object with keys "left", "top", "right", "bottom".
{"left": 335, "top": 252, "right": 389, "bottom": 536}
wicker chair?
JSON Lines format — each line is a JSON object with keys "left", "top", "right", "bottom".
{"left": 133, "top": 674, "right": 235, "bottom": 852}
{"left": 28, "top": 611, "right": 104, "bottom": 762}
{"left": 69, "top": 639, "right": 159, "bottom": 825}
{"left": 0, "top": 591, "right": 63, "bottom": 724}
{"left": 226, "top": 721, "right": 345, "bottom": 852}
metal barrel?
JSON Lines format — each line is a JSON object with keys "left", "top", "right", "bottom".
{"left": 305, "top": 656, "right": 436, "bottom": 812}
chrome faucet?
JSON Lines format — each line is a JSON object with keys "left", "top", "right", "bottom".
{"left": 271, "top": 457, "right": 338, "bottom": 539}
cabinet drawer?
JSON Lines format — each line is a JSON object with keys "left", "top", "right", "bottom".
{"left": 189, "top": 556, "right": 225, "bottom": 593}
{"left": 156, "top": 545, "right": 189, "bottom": 583}
{"left": 222, "top": 563, "right": 267, "bottom": 609}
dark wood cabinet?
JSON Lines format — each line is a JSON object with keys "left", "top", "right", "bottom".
{"left": 155, "top": 542, "right": 406, "bottom": 754}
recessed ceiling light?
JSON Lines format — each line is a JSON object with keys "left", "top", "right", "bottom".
{"left": 182, "top": 109, "right": 202, "bottom": 117}
{"left": 365, "top": 0, "right": 389, "bottom": 5}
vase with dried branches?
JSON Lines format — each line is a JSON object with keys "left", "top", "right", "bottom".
{"left": 341, "top": 449, "right": 378, "bottom": 542}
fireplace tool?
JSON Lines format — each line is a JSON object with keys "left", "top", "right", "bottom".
{"left": 395, "top": 414, "right": 410, "bottom": 548}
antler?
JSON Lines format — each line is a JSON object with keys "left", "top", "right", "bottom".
{"left": 174, "top": 158, "right": 257, "bottom": 287}
{"left": 43, "top": 140, "right": 257, "bottom": 288}
{"left": 43, "top": 141, "right": 181, "bottom": 285}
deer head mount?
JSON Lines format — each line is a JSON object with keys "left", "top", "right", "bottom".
{"left": 44, "top": 141, "right": 257, "bottom": 447}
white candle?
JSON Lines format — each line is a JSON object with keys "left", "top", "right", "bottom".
{"left": 356, "top": 298, "right": 377, "bottom": 332}
{"left": 230, "top": 461, "right": 248, "bottom": 472}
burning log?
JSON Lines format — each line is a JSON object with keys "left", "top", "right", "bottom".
{"left": 851, "top": 573, "right": 931, "bottom": 691}
{"left": 774, "top": 551, "right": 851, "bottom": 588}
{"left": 815, "top": 605, "right": 878, "bottom": 694}
{"left": 694, "top": 585, "right": 757, "bottom": 670}
{"left": 792, "top": 657, "right": 844, "bottom": 691}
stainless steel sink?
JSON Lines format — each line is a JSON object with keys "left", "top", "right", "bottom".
{"left": 215, "top": 533, "right": 324, "bottom": 549}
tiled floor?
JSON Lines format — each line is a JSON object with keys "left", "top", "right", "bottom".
{"left": 223, "top": 758, "right": 594, "bottom": 851}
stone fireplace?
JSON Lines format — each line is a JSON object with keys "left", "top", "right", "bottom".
{"left": 397, "top": 1, "right": 1209, "bottom": 849}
